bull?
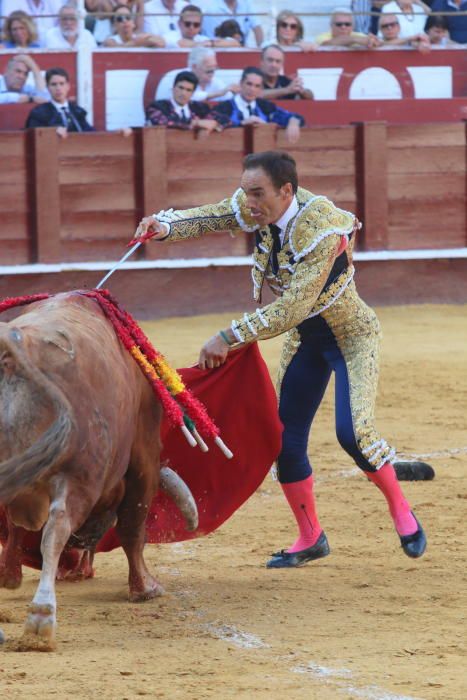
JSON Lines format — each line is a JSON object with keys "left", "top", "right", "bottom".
{"left": 0, "top": 292, "right": 197, "bottom": 650}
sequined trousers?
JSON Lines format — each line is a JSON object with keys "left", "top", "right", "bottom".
{"left": 276, "top": 280, "right": 396, "bottom": 483}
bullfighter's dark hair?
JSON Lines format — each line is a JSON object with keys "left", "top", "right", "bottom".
{"left": 243, "top": 151, "right": 298, "bottom": 194}
{"left": 173, "top": 70, "right": 199, "bottom": 89}
{"left": 240, "top": 66, "right": 264, "bottom": 84}
{"left": 45, "top": 67, "right": 70, "bottom": 84}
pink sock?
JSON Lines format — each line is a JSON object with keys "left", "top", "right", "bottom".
{"left": 281, "top": 475, "right": 322, "bottom": 553}
{"left": 366, "top": 462, "right": 417, "bottom": 536}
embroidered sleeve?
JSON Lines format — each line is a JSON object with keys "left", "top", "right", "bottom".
{"left": 154, "top": 198, "right": 242, "bottom": 241}
{"left": 231, "top": 234, "right": 339, "bottom": 344}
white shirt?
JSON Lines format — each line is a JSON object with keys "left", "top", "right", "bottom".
{"left": 2, "top": 0, "right": 62, "bottom": 45}
{"left": 0, "top": 74, "right": 49, "bottom": 104}
{"left": 381, "top": 1, "right": 428, "bottom": 37}
{"left": 170, "top": 98, "right": 191, "bottom": 120}
{"left": 163, "top": 28, "right": 210, "bottom": 48}
{"left": 143, "top": 0, "right": 188, "bottom": 36}
{"left": 156, "top": 69, "right": 231, "bottom": 101}
{"left": 44, "top": 26, "right": 97, "bottom": 50}
{"left": 201, "top": 0, "right": 260, "bottom": 39}
{"left": 274, "top": 196, "right": 299, "bottom": 246}
{"left": 51, "top": 99, "right": 69, "bottom": 125}
{"left": 233, "top": 94, "right": 257, "bottom": 121}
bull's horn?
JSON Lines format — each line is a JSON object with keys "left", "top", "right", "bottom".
{"left": 159, "top": 466, "right": 199, "bottom": 532}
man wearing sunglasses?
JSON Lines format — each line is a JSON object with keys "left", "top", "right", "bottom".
{"left": 315, "top": 8, "right": 381, "bottom": 48}
{"left": 163, "top": 4, "right": 241, "bottom": 47}
{"left": 378, "top": 13, "right": 430, "bottom": 51}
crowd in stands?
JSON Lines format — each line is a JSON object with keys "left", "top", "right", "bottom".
{"left": 0, "top": 1, "right": 465, "bottom": 50}
{"left": 0, "top": 2, "right": 465, "bottom": 140}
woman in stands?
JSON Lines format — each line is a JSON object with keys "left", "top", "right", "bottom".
{"left": 274, "top": 10, "right": 316, "bottom": 52}
{"left": 102, "top": 4, "right": 165, "bottom": 47}
{"left": 86, "top": 0, "right": 144, "bottom": 44}
{"left": 1, "top": 11, "right": 41, "bottom": 49}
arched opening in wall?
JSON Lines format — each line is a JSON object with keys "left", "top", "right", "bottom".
{"left": 349, "top": 67, "right": 402, "bottom": 100}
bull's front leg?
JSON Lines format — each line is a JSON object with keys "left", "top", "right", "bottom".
{"left": 116, "top": 465, "right": 163, "bottom": 602}
{"left": 0, "top": 513, "right": 25, "bottom": 589}
{"left": 23, "top": 480, "right": 71, "bottom": 650}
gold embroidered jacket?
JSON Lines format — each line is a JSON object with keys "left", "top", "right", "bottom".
{"left": 155, "top": 187, "right": 359, "bottom": 344}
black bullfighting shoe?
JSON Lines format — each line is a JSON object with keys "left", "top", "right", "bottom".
{"left": 266, "top": 531, "right": 330, "bottom": 569}
{"left": 400, "top": 513, "right": 427, "bottom": 558}
{"left": 394, "top": 461, "right": 435, "bottom": 481}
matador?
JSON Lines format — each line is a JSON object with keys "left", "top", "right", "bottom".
{"left": 135, "top": 150, "right": 427, "bottom": 568}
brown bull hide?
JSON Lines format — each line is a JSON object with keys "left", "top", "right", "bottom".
{"left": 0, "top": 292, "right": 164, "bottom": 650}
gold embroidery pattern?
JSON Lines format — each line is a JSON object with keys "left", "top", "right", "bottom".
{"left": 157, "top": 198, "right": 240, "bottom": 241}
{"left": 322, "top": 282, "right": 396, "bottom": 469}
{"left": 290, "top": 195, "right": 356, "bottom": 262}
{"left": 233, "top": 235, "right": 339, "bottom": 344}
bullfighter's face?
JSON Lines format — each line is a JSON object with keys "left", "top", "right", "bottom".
{"left": 173, "top": 79, "right": 195, "bottom": 107}
{"left": 47, "top": 74, "right": 71, "bottom": 104}
{"left": 240, "top": 166, "right": 294, "bottom": 228}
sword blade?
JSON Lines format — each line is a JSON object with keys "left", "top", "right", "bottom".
{"left": 95, "top": 241, "right": 142, "bottom": 289}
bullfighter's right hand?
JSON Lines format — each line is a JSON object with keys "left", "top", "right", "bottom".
{"left": 134, "top": 216, "right": 169, "bottom": 241}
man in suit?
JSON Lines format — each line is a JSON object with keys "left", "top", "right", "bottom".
{"left": 25, "top": 67, "right": 94, "bottom": 137}
{"left": 212, "top": 67, "right": 305, "bottom": 144}
{"left": 146, "top": 70, "right": 226, "bottom": 133}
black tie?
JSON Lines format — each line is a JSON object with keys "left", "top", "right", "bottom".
{"left": 247, "top": 104, "right": 255, "bottom": 116}
{"left": 61, "top": 106, "right": 81, "bottom": 132}
{"left": 269, "top": 223, "right": 281, "bottom": 274}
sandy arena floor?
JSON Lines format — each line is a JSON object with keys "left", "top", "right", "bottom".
{"left": 0, "top": 304, "right": 466, "bottom": 700}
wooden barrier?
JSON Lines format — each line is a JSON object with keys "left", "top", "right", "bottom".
{"left": 0, "top": 123, "right": 465, "bottom": 266}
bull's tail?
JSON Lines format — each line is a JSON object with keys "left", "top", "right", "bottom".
{"left": 0, "top": 327, "right": 75, "bottom": 504}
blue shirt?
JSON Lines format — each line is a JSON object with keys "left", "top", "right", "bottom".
{"left": 431, "top": 0, "right": 467, "bottom": 43}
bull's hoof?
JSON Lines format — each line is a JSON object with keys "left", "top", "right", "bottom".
{"left": 22, "top": 603, "right": 57, "bottom": 651}
{"left": 11, "top": 632, "right": 57, "bottom": 653}
{"left": 129, "top": 582, "right": 164, "bottom": 603}
{"left": 0, "top": 568, "right": 22, "bottom": 590}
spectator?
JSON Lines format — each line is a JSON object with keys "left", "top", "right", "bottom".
{"left": 380, "top": 1, "right": 431, "bottom": 38}
{"left": 163, "top": 4, "right": 241, "bottom": 47}
{"left": 352, "top": 1, "right": 387, "bottom": 34}
{"left": 2, "top": 10, "right": 41, "bottom": 49}
{"left": 211, "top": 66, "right": 305, "bottom": 144}
{"left": 260, "top": 45, "right": 314, "bottom": 100}
{"left": 102, "top": 4, "right": 165, "bottom": 46}
{"left": 315, "top": 7, "right": 382, "bottom": 47}
{"left": 2, "top": 0, "right": 63, "bottom": 45}
{"left": 187, "top": 46, "right": 240, "bottom": 99}
{"left": 430, "top": 0, "right": 467, "bottom": 44}
{"left": 45, "top": 3, "right": 98, "bottom": 49}
{"left": 274, "top": 10, "right": 317, "bottom": 52}
{"left": 0, "top": 54, "right": 49, "bottom": 104}
{"left": 214, "top": 18, "right": 244, "bottom": 44}
{"left": 25, "top": 67, "right": 94, "bottom": 137}
{"left": 425, "top": 13, "right": 457, "bottom": 44}
{"left": 146, "top": 70, "right": 226, "bottom": 133}
{"left": 378, "top": 12, "right": 430, "bottom": 49}
{"left": 201, "top": 0, "right": 263, "bottom": 47}
{"left": 143, "top": 0, "right": 187, "bottom": 36}
{"left": 85, "top": 1, "right": 144, "bottom": 44}
{"left": 155, "top": 46, "right": 240, "bottom": 101}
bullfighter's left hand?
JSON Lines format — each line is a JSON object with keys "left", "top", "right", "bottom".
{"left": 198, "top": 334, "right": 230, "bottom": 370}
